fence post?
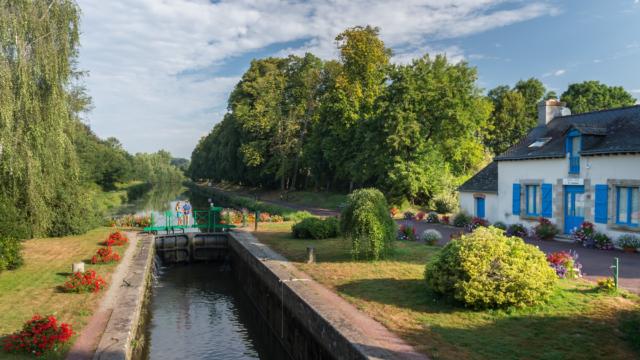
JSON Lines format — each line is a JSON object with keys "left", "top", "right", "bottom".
{"left": 613, "top": 257, "right": 619, "bottom": 290}
{"left": 255, "top": 210, "right": 260, "bottom": 231}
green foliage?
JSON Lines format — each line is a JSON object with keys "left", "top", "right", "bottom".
{"left": 189, "top": 26, "right": 491, "bottom": 206}
{"left": 425, "top": 227, "right": 557, "bottom": 309}
{"left": 291, "top": 217, "right": 339, "bottom": 239}
{"left": 617, "top": 234, "right": 640, "bottom": 249}
{"left": 596, "top": 277, "right": 616, "bottom": 292}
{"left": 0, "top": 237, "right": 23, "bottom": 272}
{"left": 492, "top": 221, "right": 507, "bottom": 230}
{"left": 561, "top": 80, "right": 636, "bottom": 114}
{"left": 485, "top": 78, "right": 545, "bottom": 155}
{"left": 452, "top": 212, "right": 472, "bottom": 227}
{"left": 340, "top": 188, "right": 396, "bottom": 260}
{"left": 534, "top": 218, "right": 560, "bottom": 240}
{"left": 433, "top": 193, "right": 458, "bottom": 214}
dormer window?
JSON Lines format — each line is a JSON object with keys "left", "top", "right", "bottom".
{"left": 566, "top": 129, "right": 581, "bottom": 174}
{"left": 528, "top": 137, "right": 552, "bottom": 148}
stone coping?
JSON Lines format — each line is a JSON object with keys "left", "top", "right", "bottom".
{"left": 229, "top": 230, "right": 428, "bottom": 360}
{"left": 92, "top": 235, "right": 154, "bottom": 360}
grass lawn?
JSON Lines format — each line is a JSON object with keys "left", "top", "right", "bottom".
{"left": 254, "top": 222, "right": 640, "bottom": 360}
{"left": 0, "top": 227, "right": 128, "bottom": 359}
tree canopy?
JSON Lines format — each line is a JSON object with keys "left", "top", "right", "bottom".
{"left": 561, "top": 80, "right": 636, "bottom": 114}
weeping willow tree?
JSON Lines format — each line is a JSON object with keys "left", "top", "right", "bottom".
{"left": 0, "top": 0, "right": 93, "bottom": 238}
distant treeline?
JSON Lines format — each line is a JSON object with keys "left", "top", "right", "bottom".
{"left": 188, "top": 25, "right": 635, "bottom": 206}
{"left": 0, "top": 1, "right": 185, "bottom": 240}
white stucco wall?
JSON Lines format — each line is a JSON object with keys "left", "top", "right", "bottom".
{"left": 459, "top": 192, "right": 499, "bottom": 223}
{"left": 497, "top": 158, "right": 566, "bottom": 228}
{"left": 459, "top": 153, "right": 640, "bottom": 241}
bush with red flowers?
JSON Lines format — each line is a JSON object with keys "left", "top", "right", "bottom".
{"left": 2, "top": 315, "right": 73, "bottom": 357}
{"left": 534, "top": 217, "right": 560, "bottom": 240}
{"left": 441, "top": 215, "right": 450, "bottom": 225}
{"left": 63, "top": 270, "right": 106, "bottom": 293}
{"left": 91, "top": 247, "right": 120, "bottom": 264}
{"left": 105, "top": 231, "right": 128, "bottom": 246}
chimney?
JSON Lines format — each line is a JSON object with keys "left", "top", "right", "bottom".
{"left": 537, "top": 99, "right": 571, "bottom": 126}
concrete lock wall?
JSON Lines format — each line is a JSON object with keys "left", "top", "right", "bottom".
{"left": 228, "top": 231, "right": 362, "bottom": 360}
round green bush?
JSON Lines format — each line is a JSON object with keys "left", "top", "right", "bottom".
{"left": 291, "top": 217, "right": 339, "bottom": 239}
{"left": 433, "top": 193, "right": 457, "bottom": 214}
{"left": 0, "top": 237, "right": 23, "bottom": 272}
{"left": 340, "top": 188, "right": 396, "bottom": 260}
{"left": 452, "top": 212, "right": 472, "bottom": 227}
{"left": 425, "top": 227, "right": 557, "bottom": 309}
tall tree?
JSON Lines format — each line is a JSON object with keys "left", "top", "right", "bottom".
{"left": 0, "top": 0, "right": 93, "bottom": 237}
{"left": 484, "top": 78, "right": 545, "bottom": 155}
{"left": 374, "top": 55, "right": 491, "bottom": 204}
{"left": 561, "top": 80, "right": 636, "bottom": 114}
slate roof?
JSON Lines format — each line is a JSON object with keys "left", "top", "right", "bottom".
{"left": 459, "top": 105, "right": 640, "bottom": 193}
{"left": 496, "top": 105, "right": 640, "bottom": 160}
{"left": 458, "top": 161, "right": 498, "bottom": 193}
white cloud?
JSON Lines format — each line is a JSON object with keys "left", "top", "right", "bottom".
{"left": 554, "top": 69, "right": 566, "bottom": 76}
{"left": 77, "top": 0, "right": 558, "bottom": 157}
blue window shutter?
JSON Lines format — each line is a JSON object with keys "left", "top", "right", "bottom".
{"left": 595, "top": 184, "right": 608, "bottom": 224}
{"left": 541, "top": 183, "right": 553, "bottom": 217}
{"left": 513, "top": 184, "right": 521, "bottom": 215}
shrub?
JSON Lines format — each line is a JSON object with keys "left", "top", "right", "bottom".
{"left": 596, "top": 277, "right": 616, "bottom": 292}
{"left": 416, "top": 211, "right": 426, "bottom": 221}
{"left": 493, "top": 221, "right": 507, "bottom": 230}
{"left": 572, "top": 221, "right": 595, "bottom": 247}
{"left": 426, "top": 212, "right": 439, "bottom": 223}
{"left": 534, "top": 218, "right": 559, "bottom": 240}
{"left": 594, "top": 232, "right": 614, "bottom": 250}
{"left": 546, "top": 250, "right": 582, "bottom": 279}
{"left": 420, "top": 229, "right": 442, "bottom": 245}
{"left": 284, "top": 211, "right": 313, "bottom": 222}
{"left": 469, "top": 217, "right": 489, "bottom": 230}
{"left": 0, "top": 237, "right": 23, "bottom": 272}
{"left": 506, "top": 223, "right": 527, "bottom": 238}
{"left": 425, "top": 227, "right": 557, "bottom": 309}
{"left": 91, "top": 247, "right": 121, "bottom": 264}
{"left": 105, "top": 231, "right": 128, "bottom": 246}
{"left": 340, "top": 188, "right": 396, "bottom": 260}
{"left": 433, "top": 193, "right": 457, "bottom": 214}
{"left": 403, "top": 211, "right": 415, "bottom": 220}
{"left": 440, "top": 215, "right": 450, "bottom": 225}
{"left": 291, "top": 217, "right": 339, "bottom": 239}
{"left": 452, "top": 212, "right": 472, "bottom": 227}
{"left": 398, "top": 224, "right": 417, "bottom": 241}
{"left": 617, "top": 234, "right": 640, "bottom": 251}
{"left": 2, "top": 315, "right": 73, "bottom": 357}
{"left": 63, "top": 270, "right": 107, "bottom": 293}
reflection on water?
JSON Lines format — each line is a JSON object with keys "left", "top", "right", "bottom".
{"left": 141, "top": 263, "right": 291, "bottom": 360}
{"left": 114, "top": 183, "right": 186, "bottom": 218}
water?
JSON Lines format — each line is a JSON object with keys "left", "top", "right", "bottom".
{"left": 139, "top": 263, "right": 291, "bottom": 360}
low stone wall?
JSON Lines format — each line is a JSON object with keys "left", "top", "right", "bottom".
{"left": 229, "top": 230, "right": 426, "bottom": 360}
{"left": 93, "top": 235, "right": 155, "bottom": 360}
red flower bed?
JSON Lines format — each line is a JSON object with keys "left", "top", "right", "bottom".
{"left": 2, "top": 315, "right": 73, "bottom": 357}
{"left": 105, "top": 231, "right": 128, "bottom": 246}
{"left": 63, "top": 270, "right": 106, "bottom": 293}
{"left": 441, "top": 215, "right": 450, "bottom": 225}
{"left": 91, "top": 247, "right": 120, "bottom": 264}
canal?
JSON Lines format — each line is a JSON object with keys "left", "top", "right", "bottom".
{"left": 122, "top": 184, "right": 291, "bottom": 360}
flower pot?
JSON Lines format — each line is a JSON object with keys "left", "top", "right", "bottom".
{"left": 623, "top": 247, "right": 637, "bottom": 254}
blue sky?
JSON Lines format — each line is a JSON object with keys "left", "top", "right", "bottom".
{"left": 76, "top": 0, "right": 640, "bottom": 158}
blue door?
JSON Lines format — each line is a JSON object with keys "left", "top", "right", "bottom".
{"left": 564, "top": 185, "right": 585, "bottom": 234}
{"left": 475, "top": 197, "right": 485, "bottom": 219}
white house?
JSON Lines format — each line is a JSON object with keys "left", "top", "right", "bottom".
{"left": 459, "top": 99, "right": 640, "bottom": 239}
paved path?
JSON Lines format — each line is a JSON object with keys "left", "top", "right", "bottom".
{"left": 401, "top": 220, "right": 640, "bottom": 294}
{"left": 66, "top": 232, "right": 140, "bottom": 360}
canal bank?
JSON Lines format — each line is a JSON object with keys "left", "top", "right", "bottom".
{"left": 91, "top": 229, "right": 426, "bottom": 359}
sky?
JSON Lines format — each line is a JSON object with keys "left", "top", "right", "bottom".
{"left": 76, "top": 0, "right": 640, "bottom": 158}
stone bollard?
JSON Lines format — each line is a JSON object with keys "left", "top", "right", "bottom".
{"left": 72, "top": 262, "right": 85, "bottom": 274}
{"left": 306, "top": 246, "right": 315, "bottom": 264}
